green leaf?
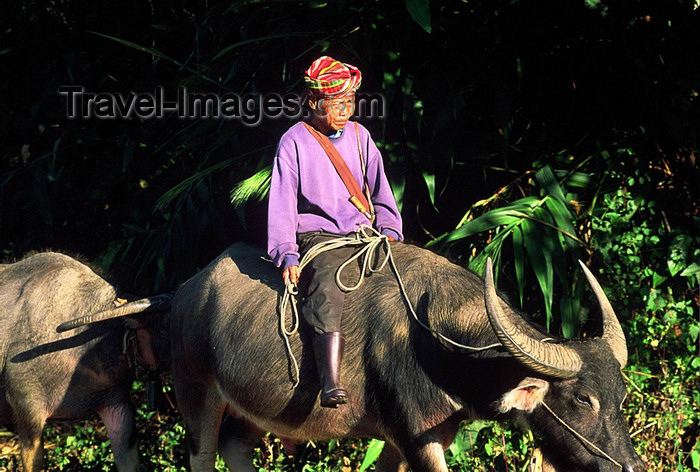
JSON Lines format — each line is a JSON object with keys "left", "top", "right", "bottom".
{"left": 359, "top": 439, "right": 385, "bottom": 471}
{"left": 391, "top": 175, "right": 406, "bottom": 213}
{"left": 535, "top": 166, "right": 567, "bottom": 205}
{"left": 668, "top": 234, "right": 691, "bottom": 276}
{"left": 230, "top": 166, "right": 273, "bottom": 208}
{"left": 689, "top": 324, "right": 700, "bottom": 343}
{"left": 564, "top": 171, "right": 592, "bottom": 188}
{"left": 543, "top": 197, "right": 578, "bottom": 249}
{"left": 440, "top": 203, "right": 537, "bottom": 244}
{"left": 513, "top": 225, "right": 526, "bottom": 306}
{"left": 680, "top": 262, "right": 699, "bottom": 278}
{"left": 522, "top": 219, "right": 554, "bottom": 327}
{"left": 214, "top": 33, "right": 310, "bottom": 60}
{"left": 469, "top": 230, "right": 508, "bottom": 279}
{"left": 691, "top": 449, "right": 700, "bottom": 470}
{"left": 560, "top": 296, "right": 580, "bottom": 339}
{"left": 422, "top": 171, "right": 437, "bottom": 208}
{"left": 652, "top": 271, "right": 668, "bottom": 288}
{"left": 405, "top": 0, "right": 432, "bottom": 33}
{"left": 155, "top": 146, "right": 273, "bottom": 213}
{"left": 447, "top": 421, "right": 487, "bottom": 461}
{"left": 327, "top": 438, "right": 337, "bottom": 452}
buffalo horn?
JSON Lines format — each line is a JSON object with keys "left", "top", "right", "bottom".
{"left": 56, "top": 293, "right": 173, "bottom": 333}
{"left": 577, "top": 260, "right": 628, "bottom": 368}
{"left": 484, "top": 258, "right": 583, "bottom": 378}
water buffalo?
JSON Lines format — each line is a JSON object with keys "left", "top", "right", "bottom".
{"left": 159, "top": 241, "right": 642, "bottom": 472}
{"left": 66, "top": 241, "right": 644, "bottom": 471}
{"left": 0, "top": 252, "right": 168, "bottom": 471}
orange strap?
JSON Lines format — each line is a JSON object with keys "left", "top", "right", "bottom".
{"left": 302, "top": 121, "right": 375, "bottom": 222}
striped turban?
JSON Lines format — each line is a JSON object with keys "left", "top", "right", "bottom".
{"left": 304, "top": 56, "right": 362, "bottom": 98}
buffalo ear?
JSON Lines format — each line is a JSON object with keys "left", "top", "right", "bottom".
{"left": 499, "top": 377, "right": 549, "bottom": 413}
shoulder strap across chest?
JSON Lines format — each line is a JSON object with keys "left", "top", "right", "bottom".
{"left": 302, "top": 121, "right": 375, "bottom": 222}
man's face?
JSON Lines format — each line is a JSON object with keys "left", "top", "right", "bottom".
{"left": 309, "top": 94, "right": 356, "bottom": 133}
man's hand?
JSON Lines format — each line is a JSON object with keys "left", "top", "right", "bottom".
{"left": 283, "top": 265, "right": 301, "bottom": 286}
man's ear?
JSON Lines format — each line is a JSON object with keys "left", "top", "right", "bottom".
{"left": 499, "top": 377, "right": 550, "bottom": 413}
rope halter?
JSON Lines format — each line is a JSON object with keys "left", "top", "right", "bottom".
{"left": 540, "top": 400, "right": 624, "bottom": 470}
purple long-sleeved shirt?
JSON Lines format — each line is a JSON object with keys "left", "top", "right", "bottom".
{"left": 267, "top": 121, "right": 403, "bottom": 269}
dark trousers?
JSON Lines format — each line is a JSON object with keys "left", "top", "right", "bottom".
{"left": 298, "top": 232, "right": 360, "bottom": 334}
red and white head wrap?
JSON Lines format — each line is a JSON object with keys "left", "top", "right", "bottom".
{"left": 304, "top": 56, "right": 362, "bottom": 98}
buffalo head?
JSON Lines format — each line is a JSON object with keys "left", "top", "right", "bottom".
{"left": 485, "top": 259, "right": 644, "bottom": 472}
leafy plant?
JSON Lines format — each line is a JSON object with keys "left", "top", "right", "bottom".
{"left": 428, "top": 164, "right": 588, "bottom": 336}
{"left": 587, "top": 159, "right": 699, "bottom": 470}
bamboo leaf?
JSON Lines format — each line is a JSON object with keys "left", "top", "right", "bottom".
{"left": 155, "top": 146, "right": 273, "bottom": 214}
{"left": 405, "top": 0, "right": 432, "bottom": 33}
{"left": 564, "top": 171, "right": 593, "bottom": 188}
{"left": 154, "top": 159, "right": 234, "bottom": 213}
{"left": 214, "top": 33, "right": 310, "bottom": 60}
{"left": 89, "top": 31, "right": 223, "bottom": 89}
{"left": 391, "top": 175, "right": 406, "bottom": 214}
{"left": 230, "top": 166, "right": 273, "bottom": 208}
{"left": 509, "top": 207, "right": 586, "bottom": 248}
{"left": 439, "top": 213, "right": 513, "bottom": 243}
{"left": 547, "top": 228, "right": 569, "bottom": 288}
{"left": 441, "top": 206, "right": 529, "bottom": 243}
{"left": 522, "top": 219, "right": 553, "bottom": 328}
{"left": 468, "top": 229, "right": 510, "bottom": 278}
{"left": 422, "top": 172, "right": 436, "bottom": 205}
{"left": 513, "top": 225, "right": 525, "bottom": 306}
{"left": 89, "top": 31, "right": 180, "bottom": 64}
{"left": 559, "top": 296, "right": 580, "bottom": 339}
{"left": 543, "top": 197, "right": 578, "bottom": 249}
{"left": 535, "top": 166, "right": 567, "bottom": 205}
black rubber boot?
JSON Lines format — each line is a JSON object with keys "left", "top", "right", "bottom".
{"left": 313, "top": 332, "right": 349, "bottom": 407}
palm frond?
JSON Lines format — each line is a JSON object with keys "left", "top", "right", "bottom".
{"left": 230, "top": 166, "right": 272, "bottom": 208}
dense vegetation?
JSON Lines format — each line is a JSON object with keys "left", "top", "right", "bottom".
{"left": 1, "top": 0, "right": 698, "bottom": 470}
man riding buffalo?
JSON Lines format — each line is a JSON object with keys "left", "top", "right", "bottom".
{"left": 267, "top": 56, "right": 403, "bottom": 407}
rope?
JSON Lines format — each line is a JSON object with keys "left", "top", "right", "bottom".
{"left": 541, "top": 400, "right": 623, "bottom": 470}
{"left": 279, "top": 282, "right": 302, "bottom": 388}
{"left": 278, "top": 225, "right": 501, "bottom": 387}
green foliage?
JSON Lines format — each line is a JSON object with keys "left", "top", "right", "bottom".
{"left": 1, "top": 149, "right": 697, "bottom": 471}
{"left": 587, "top": 159, "right": 699, "bottom": 470}
{"left": 429, "top": 165, "right": 586, "bottom": 335}
{"left": 2, "top": 0, "right": 699, "bottom": 470}
{"left": 420, "top": 143, "right": 698, "bottom": 470}
{"left": 358, "top": 439, "right": 384, "bottom": 472}
{"left": 230, "top": 166, "right": 273, "bottom": 209}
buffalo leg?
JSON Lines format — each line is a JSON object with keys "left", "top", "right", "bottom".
{"left": 96, "top": 402, "right": 138, "bottom": 471}
{"left": 403, "top": 441, "right": 449, "bottom": 472}
{"left": 17, "top": 426, "right": 44, "bottom": 472}
{"left": 375, "top": 443, "right": 410, "bottom": 472}
{"left": 176, "top": 380, "right": 226, "bottom": 471}
{"left": 217, "top": 416, "right": 264, "bottom": 472}
{"left": 7, "top": 395, "right": 45, "bottom": 472}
